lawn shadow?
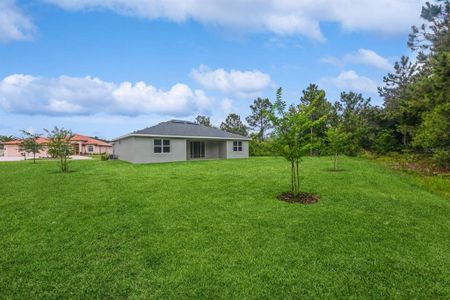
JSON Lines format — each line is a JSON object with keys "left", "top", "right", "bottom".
{"left": 48, "top": 169, "right": 77, "bottom": 174}
{"left": 324, "top": 168, "right": 347, "bottom": 172}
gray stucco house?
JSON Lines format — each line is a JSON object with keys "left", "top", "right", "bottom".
{"left": 112, "top": 120, "right": 250, "bottom": 164}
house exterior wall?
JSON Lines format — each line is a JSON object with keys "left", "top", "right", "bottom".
{"left": 113, "top": 136, "right": 136, "bottom": 162}
{"left": 219, "top": 141, "right": 227, "bottom": 159}
{"left": 81, "top": 144, "right": 112, "bottom": 155}
{"left": 114, "top": 136, "right": 187, "bottom": 164}
{"left": 3, "top": 145, "right": 50, "bottom": 158}
{"left": 225, "top": 140, "right": 249, "bottom": 159}
{"left": 114, "top": 136, "right": 249, "bottom": 164}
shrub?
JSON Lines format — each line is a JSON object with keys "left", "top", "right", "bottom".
{"left": 432, "top": 150, "right": 450, "bottom": 170}
{"left": 100, "top": 154, "right": 109, "bottom": 161}
{"left": 249, "top": 138, "right": 274, "bottom": 156}
{"left": 373, "top": 130, "right": 400, "bottom": 155}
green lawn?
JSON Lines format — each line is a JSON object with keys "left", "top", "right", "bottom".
{"left": 1, "top": 157, "right": 449, "bottom": 299}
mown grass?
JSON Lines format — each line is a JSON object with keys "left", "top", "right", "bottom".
{"left": 0, "top": 157, "right": 449, "bottom": 299}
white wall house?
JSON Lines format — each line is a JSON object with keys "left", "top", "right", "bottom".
{"left": 112, "top": 120, "right": 250, "bottom": 164}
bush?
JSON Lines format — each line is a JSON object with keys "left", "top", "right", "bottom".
{"left": 432, "top": 150, "right": 450, "bottom": 170}
{"left": 373, "top": 130, "right": 400, "bottom": 155}
{"left": 100, "top": 154, "right": 109, "bottom": 161}
{"left": 249, "top": 139, "right": 274, "bottom": 156}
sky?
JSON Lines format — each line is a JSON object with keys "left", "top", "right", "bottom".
{"left": 0, "top": 0, "right": 425, "bottom": 139}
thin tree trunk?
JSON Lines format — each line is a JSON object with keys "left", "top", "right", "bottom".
{"left": 291, "top": 161, "right": 295, "bottom": 194}
{"left": 334, "top": 152, "right": 338, "bottom": 170}
{"left": 295, "top": 159, "right": 300, "bottom": 195}
{"left": 33, "top": 152, "right": 36, "bottom": 164}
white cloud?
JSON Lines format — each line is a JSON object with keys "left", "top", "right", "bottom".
{"left": 220, "top": 98, "right": 233, "bottom": 112}
{"left": 0, "top": 74, "right": 212, "bottom": 116}
{"left": 190, "top": 65, "right": 271, "bottom": 98}
{"left": 323, "top": 70, "right": 379, "bottom": 94}
{"left": 343, "top": 49, "right": 392, "bottom": 71}
{"left": 0, "top": 0, "right": 35, "bottom": 42}
{"left": 43, "top": 0, "right": 424, "bottom": 41}
{"left": 322, "top": 48, "right": 393, "bottom": 71}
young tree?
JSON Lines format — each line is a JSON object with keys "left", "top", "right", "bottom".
{"left": 300, "top": 84, "right": 332, "bottom": 155}
{"left": 326, "top": 126, "right": 349, "bottom": 171}
{"left": 269, "top": 87, "right": 326, "bottom": 196}
{"left": 245, "top": 97, "right": 273, "bottom": 140}
{"left": 195, "top": 115, "right": 212, "bottom": 127}
{"left": 0, "top": 135, "right": 15, "bottom": 142}
{"left": 45, "top": 127, "right": 74, "bottom": 173}
{"left": 19, "top": 130, "right": 43, "bottom": 163}
{"left": 220, "top": 113, "right": 248, "bottom": 136}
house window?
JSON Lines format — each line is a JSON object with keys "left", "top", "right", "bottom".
{"left": 154, "top": 139, "right": 170, "bottom": 153}
{"left": 87, "top": 145, "right": 94, "bottom": 152}
{"left": 233, "top": 141, "right": 242, "bottom": 152}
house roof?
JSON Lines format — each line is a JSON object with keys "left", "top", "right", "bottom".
{"left": 2, "top": 135, "right": 111, "bottom": 147}
{"left": 113, "top": 120, "right": 250, "bottom": 141}
{"left": 2, "top": 137, "right": 49, "bottom": 145}
{"left": 71, "top": 134, "right": 112, "bottom": 147}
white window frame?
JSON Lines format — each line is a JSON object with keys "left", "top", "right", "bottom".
{"left": 154, "top": 139, "right": 170, "bottom": 153}
{"left": 233, "top": 141, "right": 242, "bottom": 152}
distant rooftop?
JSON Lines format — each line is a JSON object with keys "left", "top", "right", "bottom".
{"left": 115, "top": 120, "right": 249, "bottom": 140}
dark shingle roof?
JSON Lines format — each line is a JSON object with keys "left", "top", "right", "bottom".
{"left": 124, "top": 120, "right": 249, "bottom": 140}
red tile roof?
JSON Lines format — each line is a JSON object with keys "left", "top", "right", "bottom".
{"left": 70, "top": 134, "right": 111, "bottom": 147}
{"left": 2, "top": 137, "right": 49, "bottom": 145}
{"left": 1, "top": 135, "right": 111, "bottom": 147}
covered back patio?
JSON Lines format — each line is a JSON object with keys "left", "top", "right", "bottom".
{"left": 186, "top": 140, "right": 227, "bottom": 160}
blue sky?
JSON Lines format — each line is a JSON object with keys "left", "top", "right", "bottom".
{"left": 0, "top": 0, "right": 424, "bottom": 139}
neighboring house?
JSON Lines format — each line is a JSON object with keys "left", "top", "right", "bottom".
{"left": 112, "top": 120, "right": 250, "bottom": 164}
{"left": 1, "top": 134, "right": 112, "bottom": 158}
{"left": 71, "top": 134, "right": 112, "bottom": 155}
{"left": 2, "top": 137, "right": 50, "bottom": 158}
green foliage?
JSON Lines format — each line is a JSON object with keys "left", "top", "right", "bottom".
{"left": 245, "top": 97, "right": 273, "bottom": 140}
{"left": 375, "top": 0, "right": 449, "bottom": 163}
{"left": 100, "top": 154, "right": 110, "bottom": 161}
{"left": 0, "top": 135, "right": 15, "bottom": 142}
{"left": 373, "top": 130, "right": 401, "bottom": 155}
{"left": 300, "top": 84, "right": 332, "bottom": 155}
{"left": 45, "top": 126, "right": 74, "bottom": 173}
{"left": 325, "top": 126, "right": 349, "bottom": 170}
{"left": 18, "top": 131, "right": 44, "bottom": 163}
{"left": 249, "top": 134, "right": 274, "bottom": 156}
{"left": 195, "top": 115, "right": 212, "bottom": 127}
{"left": 333, "top": 91, "right": 372, "bottom": 156}
{"left": 269, "top": 87, "right": 326, "bottom": 195}
{"left": 220, "top": 113, "right": 248, "bottom": 136}
{"left": 413, "top": 103, "right": 450, "bottom": 149}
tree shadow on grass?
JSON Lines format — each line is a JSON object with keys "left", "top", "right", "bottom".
{"left": 48, "top": 169, "right": 77, "bottom": 174}
{"left": 324, "top": 168, "right": 347, "bottom": 172}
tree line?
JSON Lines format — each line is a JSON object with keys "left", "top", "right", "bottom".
{"left": 200, "top": 0, "right": 449, "bottom": 170}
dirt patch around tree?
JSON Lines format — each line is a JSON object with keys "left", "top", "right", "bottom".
{"left": 277, "top": 192, "right": 320, "bottom": 204}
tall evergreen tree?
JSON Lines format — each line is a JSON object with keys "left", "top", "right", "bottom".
{"left": 245, "top": 97, "right": 273, "bottom": 140}
{"left": 220, "top": 113, "right": 248, "bottom": 136}
{"left": 195, "top": 115, "right": 212, "bottom": 127}
{"left": 300, "top": 84, "right": 332, "bottom": 155}
{"left": 335, "top": 91, "right": 372, "bottom": 155}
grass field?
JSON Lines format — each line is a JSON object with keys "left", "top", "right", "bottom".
{"left": 1, "top": 157, "right": 449, "bottom": 298}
